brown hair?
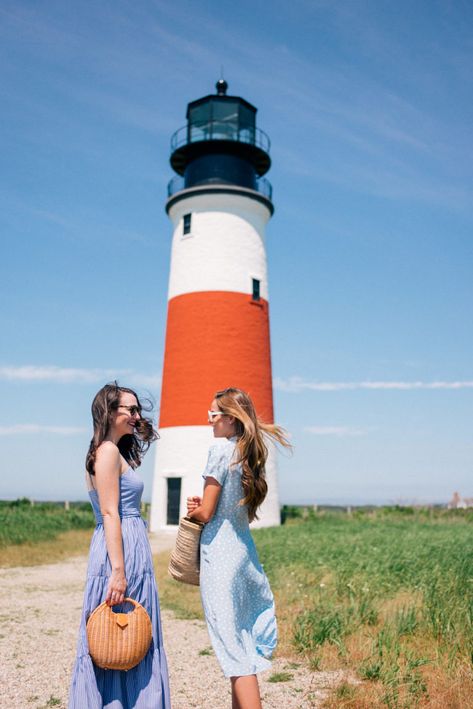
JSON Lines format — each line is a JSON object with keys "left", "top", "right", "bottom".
{"left": 214, "top": 387, "right": 291, "bottom": 522}
{"left": 85, "top": 381, "right": 158, "bottom": 474}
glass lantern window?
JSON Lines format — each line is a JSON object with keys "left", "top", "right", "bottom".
{"left": 188, "top": 98, "right": 256, "bottom": 143}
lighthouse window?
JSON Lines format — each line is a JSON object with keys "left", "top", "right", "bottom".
{"left": 252, "top": 278, "right": 261, "bottom": 302}
{"left": 183, "top": 213, "right": 192, "bottom": 235}
{"left": 166, "top": 478, "right": 181, "bottom": 525}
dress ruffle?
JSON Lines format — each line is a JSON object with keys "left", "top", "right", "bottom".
{"left": 69, "top": 517, "right": 170, "bottom": 708}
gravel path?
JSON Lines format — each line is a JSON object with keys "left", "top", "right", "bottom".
{"left": 1, "top": 537, "right": 346, "bottom": 709}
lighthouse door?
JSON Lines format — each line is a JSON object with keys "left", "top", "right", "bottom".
{"left": 166, "top": 477, "right": 181, "bottom": 525}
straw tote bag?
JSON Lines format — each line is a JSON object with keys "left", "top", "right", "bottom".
{"left": 86, "top": 597, "right": 152, "bottom": 671}
{"left": 168, "top": 516, "right": 204, "bottom": 586}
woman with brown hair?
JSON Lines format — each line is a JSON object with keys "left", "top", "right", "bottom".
{"left": 69, "top": 382, "right": 170, "bottom": 708}
{"left": 187, "top": 387, "right": 290, "bottom": 709}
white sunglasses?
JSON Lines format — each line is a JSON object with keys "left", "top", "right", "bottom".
{"left": 208, "top": 410, "right": 225, "bottom": 420}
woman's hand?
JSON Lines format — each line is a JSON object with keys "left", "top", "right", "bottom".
{"left": 105, "top": 568, "right": 127, "bottom": 606}
{"left": 187, "top": 480, "right": 221, "bottom": 524}
{"left": 187, "top": 495, "right": 202, "bottom": 514}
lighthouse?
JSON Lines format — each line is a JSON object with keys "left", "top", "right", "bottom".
{"left": 150, "top": 80, "right": 280, "bottom": 531}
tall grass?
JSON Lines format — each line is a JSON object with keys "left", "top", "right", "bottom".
{"left": 0, "top": 498, "right": 95, "bottom": 547}
{"left": 254, "top": 508, "right": 473, "bottom": 707}
{"left": 153, "top": 507, "right": 473, "bottom": 705}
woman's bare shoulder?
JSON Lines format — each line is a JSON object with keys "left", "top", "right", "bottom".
{"left": 95, "top": 441, "right": 120, "bottom": 465}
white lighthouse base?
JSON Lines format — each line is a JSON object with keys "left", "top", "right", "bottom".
{"left": 150, "top": 426, "right": 281, "bottom": 532}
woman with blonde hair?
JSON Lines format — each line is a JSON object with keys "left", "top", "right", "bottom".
{"left": 187, "top": 387, "right": 290, "bottom": 709}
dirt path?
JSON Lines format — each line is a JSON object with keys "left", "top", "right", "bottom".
{"left": 1, "top": 540, "right": 345, "bottom": 708}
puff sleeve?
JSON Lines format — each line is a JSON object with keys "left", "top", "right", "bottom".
{"left": 202, "top": 444, "right": 229, "bottom": 486}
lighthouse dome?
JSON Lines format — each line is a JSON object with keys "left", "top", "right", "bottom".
{"left": 168, "top": 80, "right": 272, "bottom": 206}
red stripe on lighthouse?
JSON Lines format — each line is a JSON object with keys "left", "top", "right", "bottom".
{"left": 159, "top": 291, "right": 274, "bottom": 428}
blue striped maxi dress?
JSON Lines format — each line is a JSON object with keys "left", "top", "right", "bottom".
{"left": 68, "top": 468, "right": 171, "bottom": 708}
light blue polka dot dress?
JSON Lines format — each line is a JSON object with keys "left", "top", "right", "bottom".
{"left": 200, "top": 437, "right": 277, "bottom": 678}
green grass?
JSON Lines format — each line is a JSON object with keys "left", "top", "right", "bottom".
{"left": 267, "top": 671, "right": 294, "bottom": 682}
{"left": 154, "top": 507, "right": 473, "bottom": 705}
{"left": 4, "top": 499, "right": 473, "bottom": 705}
{"left": 0, "top": 498, "right": 95, "bottom": 547}
{"left": 198, "top": 647, "right": 213, "bottom": 656}
{"left": 154, "top": 552, "right": 204, "bottom": 620}
{"left": 253, "top": 508, "right": 473, "bottom": 707}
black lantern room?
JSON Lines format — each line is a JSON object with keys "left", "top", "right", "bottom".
{"left": 167, "top": 80, "right": 272, "bottom": 210}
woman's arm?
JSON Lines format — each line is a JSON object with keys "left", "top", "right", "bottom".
{"left": 94, "top": 442, "right": 127, "bottom": 606}
{"left": 187, "top": 478, "right": 221, "bottom": 523}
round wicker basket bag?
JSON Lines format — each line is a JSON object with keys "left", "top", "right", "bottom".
{"left": 86, "top": 598, "right": 152, "bottom": 671}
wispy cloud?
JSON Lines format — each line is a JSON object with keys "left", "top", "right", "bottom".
{"left": 0, "top": 365, "right": 121, "bottom": 383}
{"left": 128, "top": 373, "right": 162, "bottom": 390}
{"left": 0, "top": 424, "right": 87, "bottom": 436}
{"left": 304, "top": 425, "right": 368, "bottom": 437}
{"left": 275, "top": 377, "right": 473, "bottom": 393}
{"left": 0, "top": 365, "right": 161, "bottom": 390}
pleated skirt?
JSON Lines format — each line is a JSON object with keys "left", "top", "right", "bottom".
{"left": 68, "top": 517, "right": 171, "bottom": 709}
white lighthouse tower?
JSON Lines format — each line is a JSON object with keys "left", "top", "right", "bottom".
{"left": 150, "top": 80, "right": 280, "bottom": 531}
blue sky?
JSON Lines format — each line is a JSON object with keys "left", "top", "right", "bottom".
{"left": 1, "top": 0, "right": 472, "bottom": 505}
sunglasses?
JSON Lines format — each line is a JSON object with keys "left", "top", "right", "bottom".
{"left": 208, "top": 410, "right": 225, "bottom": 420}
{"left": 118, "top": 405, "right": 141, "bottom": 416}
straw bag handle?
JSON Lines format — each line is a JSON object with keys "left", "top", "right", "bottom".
{"left": 101, "top": 597, "right": 142, "bottom": 611}
{"left": 113, "top": 597, "right": 141, "bottom": 608}
{"left": 183, "top": 515, "right": 205, "bottom": 528}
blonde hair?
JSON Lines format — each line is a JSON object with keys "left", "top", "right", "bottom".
{"left": 214, "top": 387, "right": 291, "bottom": 522}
